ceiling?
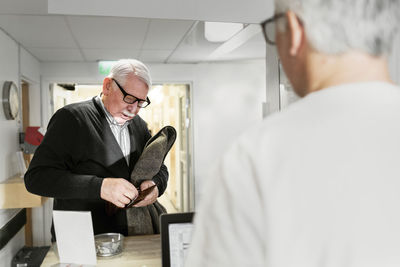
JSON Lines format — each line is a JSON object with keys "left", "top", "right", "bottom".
{"left": 0, "top": 0, "right": 267, "bottom": 64}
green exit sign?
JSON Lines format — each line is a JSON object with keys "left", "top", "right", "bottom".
{"left": 98, "top": 61, "right": 116, "bottom": 75}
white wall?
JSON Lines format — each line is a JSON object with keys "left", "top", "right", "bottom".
{"left": 41, "top": 60, "right": 266, "bottom": 205}
{"left": 154, "top": 62, "right": 267, "bottom": 201}
{"left": 0, "top": 28, "right": 25, "bottom": 267}
{"left": 0, "top": 29, "right": 20, "bottom": 181}
{"left": 0, "top": 28, "right": 45, "bottom": 265}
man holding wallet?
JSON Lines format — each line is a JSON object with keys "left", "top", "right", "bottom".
{"left": 24, "top": 59, "right": 169, "bottom": 241}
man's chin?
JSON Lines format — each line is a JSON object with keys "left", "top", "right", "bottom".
{"left": 118, "top": 114, "right": 135, "bottom": 124}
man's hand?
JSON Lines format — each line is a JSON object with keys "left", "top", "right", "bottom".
{"left": 134, "top": 180, "right": 159, "bottom": 207}
{"left": 101, "top": 178, "right": 138, "bottom": 208}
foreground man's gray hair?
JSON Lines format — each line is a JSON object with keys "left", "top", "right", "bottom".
{"left": 108, "top": 59, "right": 152, "bottom": 88}
{"left": 275, "top": 0, "right": 400, "bottom": 56}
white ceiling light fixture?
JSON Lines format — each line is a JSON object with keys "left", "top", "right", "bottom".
{"left": 204, "top": 22, "right": 244, "bottom": 42}
{"left": 207, "top": 24, "right": 261, "bottom": 60}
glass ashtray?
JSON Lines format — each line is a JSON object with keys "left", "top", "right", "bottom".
{"left": 94, "top": 233, "right": 124, "bottom": 257}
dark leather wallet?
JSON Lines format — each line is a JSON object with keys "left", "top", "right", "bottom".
{"left": 125, "top": 184, "right": 157, "bottom": 208}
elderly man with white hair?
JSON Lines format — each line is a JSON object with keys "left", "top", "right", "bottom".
{"left": 25, "top": 59, "right": 169, "bottom": 241}
{"left": 186, "top": 0, "right": 400, "bottom": 266}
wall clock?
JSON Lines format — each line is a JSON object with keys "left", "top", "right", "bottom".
{"left": 2, "top": 81, "right": 19, "bottom": 120}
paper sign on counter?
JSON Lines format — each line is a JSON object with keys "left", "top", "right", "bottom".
{"left": 53, "top": 210, "right": 97, "bottom": 266}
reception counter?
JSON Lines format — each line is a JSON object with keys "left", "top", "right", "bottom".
{"left": 41, "top": 234, "right": 161, "bottom": 267}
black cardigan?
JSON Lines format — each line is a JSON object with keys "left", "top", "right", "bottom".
{"left": 24, "top": 97, "right": 168, "bottom": 240}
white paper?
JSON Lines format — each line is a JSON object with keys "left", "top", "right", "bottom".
{"left": 38, "top": 126, "right": 46, "bottom": 136}
{"left": 169, "top": 223, "right": 194, "bottom": 267}
{"left": 53, "top": 210, "right": 97, "bottom": 266}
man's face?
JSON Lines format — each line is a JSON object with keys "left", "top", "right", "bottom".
{"left": 102, "top": 74, "right": 149, "bottom": 125}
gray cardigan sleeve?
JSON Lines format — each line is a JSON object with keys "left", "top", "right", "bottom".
{"left": 24, "top": 108, "right": 103, "bottom": 199}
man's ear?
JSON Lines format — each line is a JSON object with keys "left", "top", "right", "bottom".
{"left": 102, "top": 77, "right": 112, "bottom": 96}
{"left": 286, "top": 11, "right": 304, "bottom": 56}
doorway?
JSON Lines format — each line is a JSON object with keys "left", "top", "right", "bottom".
{"left": 141, "top": 84, "right": 194, "bottom": 213}
{"left": 49, "top": 82, "right": 194, "bottom": 213}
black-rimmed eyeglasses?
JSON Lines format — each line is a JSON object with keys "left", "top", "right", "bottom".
{"left": 260, "top": 13, "right": 285, "bottom": 45}
{"left": 112, "top": 78, "right": 151, "bottom": 108}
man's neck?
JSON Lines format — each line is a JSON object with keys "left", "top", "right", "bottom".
{"left": 306, "top": 50, "right": 393, "bottom": 94}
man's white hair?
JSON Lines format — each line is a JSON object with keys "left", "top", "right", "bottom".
{"left": 275, "top": 0, "right": 400, "bottom": 56}
{"left": 108, "top": 59, "right": 152, "bottom": 88}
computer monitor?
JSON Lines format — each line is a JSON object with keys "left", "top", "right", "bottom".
{"left": 160, "top": 212, "right": 195, "bottom": 267}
